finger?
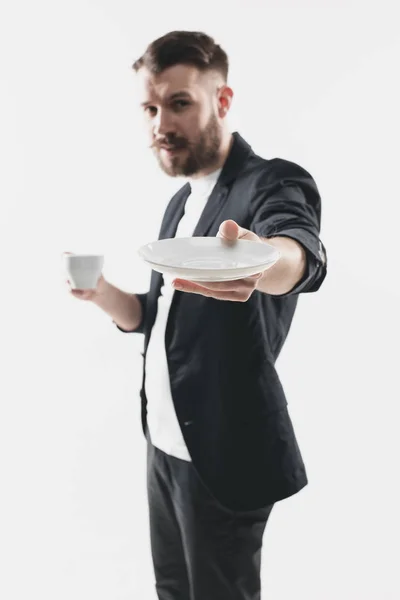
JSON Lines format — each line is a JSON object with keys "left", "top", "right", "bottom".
{"left": 202, "top": 290, "right": 251, "bottom": 302}
{"left": 172, "top": 279, "right": 233, "bottom": 292}
{"left": 173, "top": 281, "right": 250, "bottom": 301}
{"left": 218, "top": 220, "right": 260, "bottom": 242}
{"left": 173, "top": 272, "right": 262, "bottom": 292}
{"left": 218, "top": 219, "right": 240, "bottom": 241}
{"left": 172, "top": 276, "right": 260, "bottom": 294}
{"left": 66, "top": 280, "right": 80, "bottom": 293}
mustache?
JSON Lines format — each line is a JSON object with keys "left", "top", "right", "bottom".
{"left": 150, "top": 136, "right": 188, "bottom": 150}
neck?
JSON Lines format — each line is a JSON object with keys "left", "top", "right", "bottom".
{"left": 190, "top": 129, "right": 233, "bottom": 179}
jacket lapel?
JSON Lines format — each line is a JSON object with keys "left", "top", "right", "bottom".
{"left": 143, "top": 183, "right": 191, "bottom": 352}
{"left": 191, "top": 183, "right": 230, "bottom": 238}
{"left": 159, "top": 183, "right": 191, "bottom": 240}
{"left": 192, "top": 132, "right": 253, "bottom": 237}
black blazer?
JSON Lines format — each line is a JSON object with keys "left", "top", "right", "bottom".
{"left": 116, "top": 132, "right": 327, "bottom": 511}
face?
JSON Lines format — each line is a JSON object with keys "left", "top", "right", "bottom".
{"left": 135, "top": 64, "right": 233, "bottom": 178}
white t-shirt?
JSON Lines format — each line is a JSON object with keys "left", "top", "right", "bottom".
{"left": 145, "top": 167, "right": 222, "bottom": 461}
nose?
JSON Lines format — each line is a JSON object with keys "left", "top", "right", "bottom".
{"left": 153, "top": 108, "right": 175, "bottom": 138}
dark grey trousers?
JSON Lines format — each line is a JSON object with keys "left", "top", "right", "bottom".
{"left": 146, "top": 431, "right": 274, "bottom": 600}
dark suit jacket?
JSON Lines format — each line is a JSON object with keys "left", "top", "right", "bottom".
{"left": 116, "top": 132, "right": 327, "bottom": 511}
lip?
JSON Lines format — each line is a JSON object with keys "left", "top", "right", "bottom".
{"left": 160, "top": 146, "right": 185, "bottom": 154}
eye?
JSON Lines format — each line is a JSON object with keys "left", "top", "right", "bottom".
{"left": 173, "top": 100, "right": 190, "bottom": 110}
{"left": 144, "top": 106, "right": 157, "bottom": 117}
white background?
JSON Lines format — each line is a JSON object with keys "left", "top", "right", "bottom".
{"left": 1, "top": 0, "right": 399, "bottom": 598}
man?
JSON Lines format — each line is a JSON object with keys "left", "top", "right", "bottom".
{"left": 67, "top": 30, "right": 327, "bottom": 600}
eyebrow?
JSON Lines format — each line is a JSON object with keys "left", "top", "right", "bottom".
{"left": 140, "top": 91, "right": 192, "bottom": 107}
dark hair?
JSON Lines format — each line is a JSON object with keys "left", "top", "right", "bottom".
{"left": 132, "top": 31, "right": 229, "bottom": 82}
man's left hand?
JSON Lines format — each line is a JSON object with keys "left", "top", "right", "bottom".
{"left": 172, "top": 220, "right": 264, "bottom": 302}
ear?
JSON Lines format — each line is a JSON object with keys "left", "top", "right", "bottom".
{"left": 217, "top": 85, "right": 234, "bottom": 118}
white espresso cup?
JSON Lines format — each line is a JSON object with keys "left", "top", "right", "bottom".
{"left": 63, "top": 253, "right": 104, "bottom": 290}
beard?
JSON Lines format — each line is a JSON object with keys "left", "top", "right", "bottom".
{"left": 152, "top": 112, "right": 222, "bottom": 177}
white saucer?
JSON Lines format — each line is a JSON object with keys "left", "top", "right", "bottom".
{"left": 138, "top": 237, "right": 280, "bottom": 282}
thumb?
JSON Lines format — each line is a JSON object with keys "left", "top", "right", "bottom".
{"left": 217, "top": 219, "right": 240, "bottom": 241}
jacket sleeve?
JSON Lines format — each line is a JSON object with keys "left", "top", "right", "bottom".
{"left": 250, "top": 160, "right": 327, "bottom": 296}
{"left": 113, "top": 292, "right": 148, "bottom": 334}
